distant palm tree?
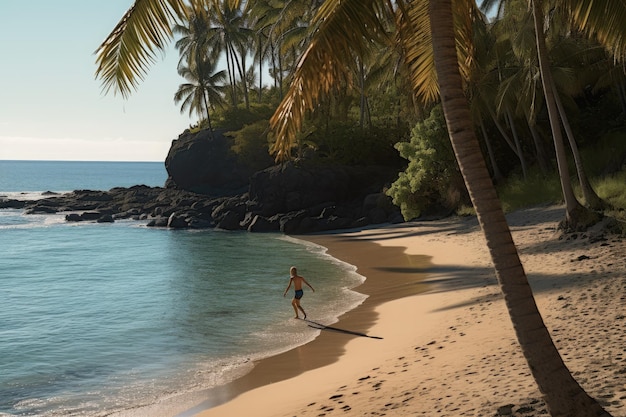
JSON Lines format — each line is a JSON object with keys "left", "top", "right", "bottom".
{"left": 206, "top": 1, "right": 253, "bottom": 108}
{"left": 174, "top": 57, "right": 226, "bottom": 133}
{"left": 173, "top": 3, "right": 212, "bottom": 70}
{"left": 246, "top": 0, "right": 320, "bottom": 99}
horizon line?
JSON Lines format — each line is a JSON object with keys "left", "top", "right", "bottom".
{"left": 0, "top": 159, "right": 164, "bottom": 163}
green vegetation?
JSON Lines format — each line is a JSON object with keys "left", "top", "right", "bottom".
{"left": 95, "top": 0, "right": 626, "bottom": 227}
{"left": 386, "top": 105, "right": 467, "bottom": 220}
{"left": 228, "top": 120, "right": 273, "bottom": 172}
{"left": 580, "top": 131, "right": 626, "bottom": 178}
{"left": 493, "top": 130, "right": 626, "bottom": 217}
{"left": 595, "top": 172, "right": 626, "bottom": 213}
{"left": 496, "top": 171, "right": 563, "bottom": 213}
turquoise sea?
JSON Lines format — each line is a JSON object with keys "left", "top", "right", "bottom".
{"left": 0, "top": 161, "right": 366, "bottom": 416}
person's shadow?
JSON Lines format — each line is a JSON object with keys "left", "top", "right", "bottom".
{"left": 302, "top": 318, "right": 383, "bottom": 339}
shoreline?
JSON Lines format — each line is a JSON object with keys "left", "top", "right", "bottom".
{"left": 188, "top": 214, "right": 485, "bottom": 417}
{"left": 172, "top": 226, "right": 434, "bottom": 416}
{"left": 110, "top": 222, "right": 433, "bottom": 417}
{"left": 185, "top": 204, "right": 626, "bottom": 417}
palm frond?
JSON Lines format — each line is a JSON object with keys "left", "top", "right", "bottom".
{"left": 95, "top": 0, "right": 188, "bottom": 97}
{"left": 398, "top": 0, "right": 481, "bottom": 106}
{"left": 269, "top": 0, "right": 391, "bottom": 161}
{"left": 563, "top": 0, "right": 626, "bottom": 62}
{"left": 397, "top": 1, "right": 437, "bottom": 104}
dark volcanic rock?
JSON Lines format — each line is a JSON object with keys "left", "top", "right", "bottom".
{"left": 97, "top": 214, "right": 115, "bottom": 223}
{"left": 247, "top": 215, "right": 279, "bottom": 233}
{"left": 0, "top": 199, "right": 26, "bottom": 209}
{"left": 65, "top": 213, "right": 82, "bottom": 222}
{"left": 216, "top": 211, "right": 243, "bottom": 230}
{"left": 12, "top": 165, "right": 403, "bottom": 233}
{"left": 248, "top": 161, "right": 398, "bottom": 217}
{"left": 167, "top": 212, "right": 189, "bottom": 228}
{"left": 8, "top": 144, "right": 404, "bottom": 232}
{"left": 165, "top": 128, "right": 262, "bottom": 195}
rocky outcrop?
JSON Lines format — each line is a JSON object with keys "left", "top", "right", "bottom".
{"left": 248, "top": 162, "right": 377, "bottom": 215}
{"left": 165, "top": 128, "right": 263, "bottom": 195}
{"left": 1, "top": 128, "right": 405, "bottom": 234}
{"left": 11, "top": 160, "right": 403, "bottom": 234}
{"left": 244, "top": 161, "right": 402, "bottom": 233}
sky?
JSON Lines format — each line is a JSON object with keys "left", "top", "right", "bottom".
{"left": 0, "top": 1, "right": 194, "bottom": 162}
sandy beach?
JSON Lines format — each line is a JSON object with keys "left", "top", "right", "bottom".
{"left": 186, "top": 204, "right": 626, "bottom": 417}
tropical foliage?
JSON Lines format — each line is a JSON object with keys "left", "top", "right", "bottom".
{"left": 94, "top": 1, "right": 626, "bottom": 218}
{"left": 173, "top": 56, "right": 227, "bottom": 131}
{"left": 92, "top": 0, "right": 626, "bottom": 225}
{"left": 387, "top": 105, "right": 467, "bottom": 220}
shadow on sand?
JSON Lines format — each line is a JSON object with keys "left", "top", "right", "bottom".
{"left": 302, "top": 318, "right": 383, "bottom": 340}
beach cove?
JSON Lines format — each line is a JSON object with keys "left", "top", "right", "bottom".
{"left": 186, "top": 204, "right": 626, "bottom": 417}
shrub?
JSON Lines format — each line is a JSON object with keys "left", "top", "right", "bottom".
{"left": 229, "top": 120, "right": 274, "bottom": 172}
{"left": 309, "top": 123, "right": 405, "bottom": 166}
{"left": 213, "top": 104, "right": 275, "bottom": 131}
{"left": 386, "top": 105, "right": 467, "bottom": 220}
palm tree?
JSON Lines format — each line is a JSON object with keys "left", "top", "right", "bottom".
{"left": 94, "top": 1, "right": 625, "bottom": 415}
{"left": 246, "top": 0, "right": 272, "bottom": 102}
{"left": 529, "top": 0, "right": 597, "bottom": 230}
{"left": 205, "top": 1, "right": 253, "bottom": 109}
{"left": 482, "top": 0, "right": 626, "bottom": 224}
{"left": 270, "top": 1, "right": 610, "bottom": 415}
{"left": 247, "top": 0, "right": 322, "bottom": 99}
{"left": 430, "top": 1, "right": 608, "bottom": 415}
{"left": 174, "top": 56, "right": 227, "bottom": 133}
{"left": 480, "top": 1, "right": 594, "bottom": 210}
{"left": 173, "top": 3, "right": 211, "bottom": 70}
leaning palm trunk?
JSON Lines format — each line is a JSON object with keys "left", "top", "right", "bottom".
{"left": 550, "top": 78, "right": 607, "bottom": 211}
{"left": 505, "top": 107, "right": 528, "bottom": 179}
{"left": 429, "top": 1, "right": 610, "bottom": 416}
{"left": 531, "top": 0, "right": 593, "bottom": 230}
{"left": 479, "top": 117, "right": 504, "bottom": 182}
{"left": 526, "top": 113, "right": 551, "bottom": 175}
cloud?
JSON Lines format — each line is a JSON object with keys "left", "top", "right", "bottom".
{"left": 0, "top": 136, "right": 170, "bottom": 162}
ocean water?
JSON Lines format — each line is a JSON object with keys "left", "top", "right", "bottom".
{"left": 0, "top": 161, "right": 366, "bottom": 416}
{"left": 0, "top": 160, "right": 169, "bottom": 198}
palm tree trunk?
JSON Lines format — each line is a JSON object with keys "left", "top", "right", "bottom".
{"left": 488, "top": 107, "right": 519, "bottom": 157}
{"left": 359, "top": 58, "right": 366, "bottom": 129}
{"left": 531, "top": 0, "right": 588, "bottom": 229}
{"left": 617, "top": 80, "right": 626, "bottom": 116}
{"left": 479, "top": 117, "right": 504, "bottom": 183}
{"left": 278, "top": 44, "right": 284, "bottom": 99}
{"left": 232, "top": 43, "right": 250, "bottom": 110}
{"left": 429, "top": 1, "right": 610, "bottom": 416}
{"left": 365, "top": 95, "right": 372, "bottom": 128}
{"left": 551, "top": 78, "right": 607, "bottom": 210}
{"left": 257, "top": 35, "right": 263, "bottom": 102}
{"left": 526, "top": 114, "right": 551, "bottom": 175}
{"left": 225, "top": 46, "right": 237, "bottom": 106}
{"left": 203, "top": 91, "right": 214, "bottom": 138}
{"left": 270, "top": 40, "right": 279, "bottom": 92}
{"left": 506, "top": 107, "right": 528, "bottom": 179}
